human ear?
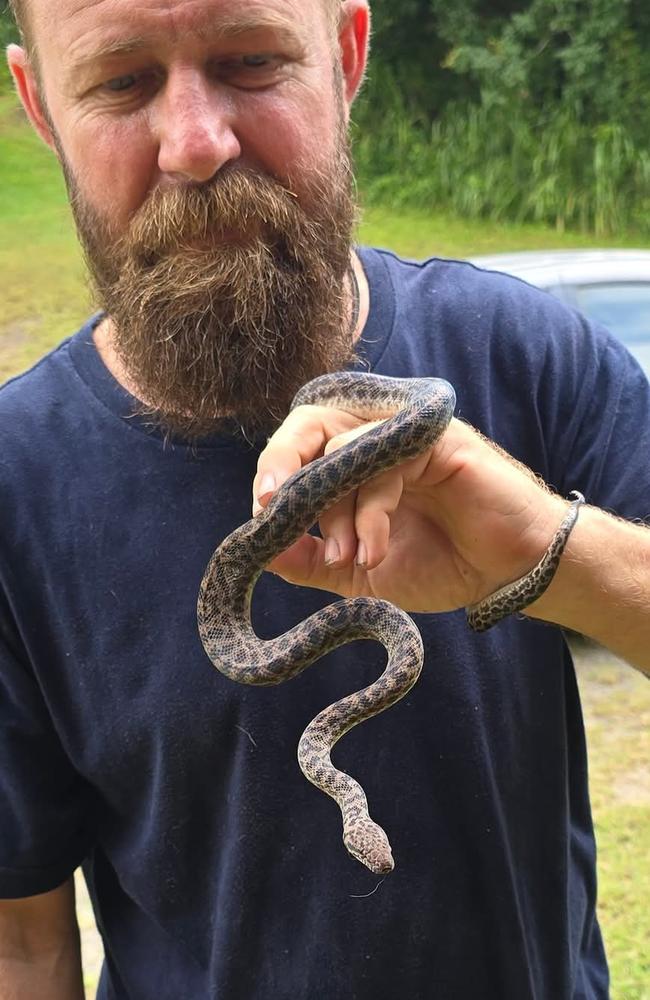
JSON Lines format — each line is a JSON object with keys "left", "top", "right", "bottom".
{"left": 6, "top": 44, "right": 58, "bottom": 152}
{"left": 337, "top": 1, "right": 370, "bottom": 108}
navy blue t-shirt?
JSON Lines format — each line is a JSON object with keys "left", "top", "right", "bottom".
{"left": 1, "top": 248, "right": 649, "bottom": 999}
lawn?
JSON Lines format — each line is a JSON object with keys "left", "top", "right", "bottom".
{"left": 1, "top": 89, "right": 649, "bottom": 1000}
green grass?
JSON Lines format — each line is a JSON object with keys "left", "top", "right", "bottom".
{"left": 360, "top": 204, "right": 650, "bottom": 260}
{"left": 1, "top": 88, "right": 649, "bottom": 999}
{"left": 573, "top": 647, "right": 650, "bottom": 1000}
{"left": 0, "top": 92, "right": 89, "bottom": 382}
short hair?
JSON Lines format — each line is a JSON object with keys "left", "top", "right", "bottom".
{"left": 7, "top": 0, "right": 24, "bottom": 34}
{"left": 7, "top": 0, "right": 32, "bottom": 51}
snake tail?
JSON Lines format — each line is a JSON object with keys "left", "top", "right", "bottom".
{"left": 466, "top": 491, "right": 586, "bottom": 631}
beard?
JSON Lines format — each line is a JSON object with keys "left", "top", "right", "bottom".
{"left": 62, "top": 134, "right": 358, "bottom": 440}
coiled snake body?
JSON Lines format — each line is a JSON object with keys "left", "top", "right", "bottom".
{"left": 197, "top": 373, "right": 582, "bottom": 874}
{"left": 198, "top": 373, "right": 455, "bottom": 874}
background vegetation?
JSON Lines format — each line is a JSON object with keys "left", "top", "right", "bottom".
{"left": 1, "top": 2, "right": 649, "bottom": 997}
{"left": 353, "top": 0, "right": 650, "bottom": 235}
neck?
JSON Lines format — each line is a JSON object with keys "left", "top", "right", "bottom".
{"left": 350, "top": 250, "right": 370, "bottom": 341}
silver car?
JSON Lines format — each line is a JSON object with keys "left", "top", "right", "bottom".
{"left": 469, "top": 249, "right": 650, "bottom": 378}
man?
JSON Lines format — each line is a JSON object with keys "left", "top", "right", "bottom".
{"left": 0, "top": 1, "right": 648, "bottom": 998}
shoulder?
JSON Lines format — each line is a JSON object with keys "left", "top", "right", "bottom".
{"left": 366, "top": 245, "right": 581, "bottom": 330}
{"left": 362, "top": 247, "right": 650, "bottom": 514}
{"left": 0, "top": 324, "right": 97, "bottom": 504}
{"left": 0, "top": 317, "right": 100, "bottom": 436}
{"left": 363, "top": 244, "right": 636, "bottom": 379}
{"left": 0, "top": 335, "right": 77, "bottom": 422}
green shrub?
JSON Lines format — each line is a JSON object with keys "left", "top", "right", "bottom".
{"left": 353, "top": 98, "right": 650, "bottom": 237}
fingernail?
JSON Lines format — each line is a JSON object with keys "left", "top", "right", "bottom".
{"left": 325, "top": 538, "right": 341, "bottom": 565}
{"left": 356, "top": 541, "right": 368, "bottom": 567}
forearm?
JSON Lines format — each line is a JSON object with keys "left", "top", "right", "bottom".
{"left": 0, "top": 880, "right": 85, "bottom": 1000}
{"left": 525, "top": 504, "right": 650, "bottom": 674}
{"left": 0, "top": 946, "right": 85, "bottom": 1000}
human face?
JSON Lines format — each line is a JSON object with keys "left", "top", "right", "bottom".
{"left": 11, "top": 0, "right": 368, "bottom": 237}
{"left": 9, "top": 0, "right": 370, "bottom": 439}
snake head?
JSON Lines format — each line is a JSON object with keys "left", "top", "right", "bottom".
{"left": 344, "top": 818, "right": 395, "bottom": 875}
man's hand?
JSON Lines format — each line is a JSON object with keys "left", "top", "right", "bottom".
{"left": 254, "top": 407, "right": 566, "bottom": 613}
{"left": 254, "top": 404, "right": 650, "bottom": 673}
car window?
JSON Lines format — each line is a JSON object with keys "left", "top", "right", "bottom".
{"left": 628, "top": 342, "right": 650, "bottom": 379}
{"left": 572, "top": 283, "right": 650, "bottom": 344}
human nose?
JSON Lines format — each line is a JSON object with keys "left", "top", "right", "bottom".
{"left": 155, "top": 68, "right": 241, "bottom": 183}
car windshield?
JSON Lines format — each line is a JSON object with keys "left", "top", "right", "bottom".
{"left": 573, "top": 283, "right": 650, "bottom": 345}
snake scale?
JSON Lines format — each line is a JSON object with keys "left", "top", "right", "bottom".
{"left": 197, "top": 372, "right": 583, "bottom": 874}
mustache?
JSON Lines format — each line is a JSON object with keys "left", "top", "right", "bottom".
{"left": 109, "top": 167, "right": 353, "bottom": 337}
{"left": 123, "top": 168, "right": 332, "bottom": 264}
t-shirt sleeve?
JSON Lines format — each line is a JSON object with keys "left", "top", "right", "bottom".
{"left": 409, "top": 261, "right": 650, "bottom": 525}
{"left": 0, "top": 595, "right": 91, "bottom": 898}
{"left": 546, "top": 320, "right": 650, "bottom": 522}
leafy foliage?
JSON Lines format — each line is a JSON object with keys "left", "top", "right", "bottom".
{"left": 357, "top": 0, "right": 650, "bottom": 233}
{"left": 366, "top": 0, "right": 650, "bottom": 136}
{"left": 0, "top": 4, "right": 17, "bottom": 46}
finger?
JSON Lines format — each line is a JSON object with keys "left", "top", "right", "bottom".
{"left": 318, "top": 491, "right": 359, "bottom": 567}
{"left": 253, "top": 405, "right": 363, "bottom": 515}
{"left": 253, "top": 407, "right": 324, "bottom": 515}
{"left": 354, "top": 469, "right": 405, "bottom": 570}
{"left": 316, "top": 419, "right": 409, "bottom": 565}
{"left": 266, "top": 534, "right": 362, "bottom": 597}
{"left": 322, "top": 419, "right": 386, "bottom": 457}
{"left": 312, "top": 420, "right": 392, "bottom": 564}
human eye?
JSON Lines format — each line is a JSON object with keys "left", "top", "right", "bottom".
{"left": 214, "top": 52, "right": 284, "bottom": 88}
{"left": 105, "top": 73, "right": 139, "bottom": 93}
{"left": 95, "top": 69, "right": 162, "bottom": 107}
{"left": 242, "top": 54, "right": 273, "bottom": 68}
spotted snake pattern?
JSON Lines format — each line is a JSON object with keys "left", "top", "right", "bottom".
{"left": 198, "top": 373, "right": 582, "bottom": 873}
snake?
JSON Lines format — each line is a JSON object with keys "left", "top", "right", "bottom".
{"left": 197, "top": 372, "right": 583, "bottom": 875}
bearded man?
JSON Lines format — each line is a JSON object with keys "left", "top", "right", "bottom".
{"left": 1, "top": 1, "right": 649, "bottom": 998}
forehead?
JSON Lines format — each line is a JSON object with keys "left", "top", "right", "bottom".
{"left": 31, "top": 0, "right": 328, "bottom": 59}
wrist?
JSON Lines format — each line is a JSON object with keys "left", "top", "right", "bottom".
{"left": 523, "top": 505, "right": 650, "bottom": 673}
{"left": 466, "top": 491, "right": 582, "bottom": 632}
{"left": 524, "top": 505, "right": 605, "bottom": 627}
